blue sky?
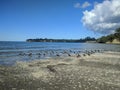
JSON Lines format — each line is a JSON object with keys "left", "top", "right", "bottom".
{"left": 0, "top": 0, "right": 107, "bottom": 41}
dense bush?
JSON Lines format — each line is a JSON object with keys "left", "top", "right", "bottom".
{"left": 97, "top": 28, "right": 120, "bottom": 43}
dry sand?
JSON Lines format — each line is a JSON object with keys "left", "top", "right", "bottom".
{"left": 0, "top": 51, "right": 120, "bottom": 90}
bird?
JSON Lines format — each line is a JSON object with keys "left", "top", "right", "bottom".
{"left": 67, "top": 53, "right": 71, "bottom": 57}
{"left": 76, "top": 54, "right": 81, "bottom": 58}
{"left": 87, "top": 53, "right": 91, "bottom": 56}
{"left": 28, "top": 53, "right": 32, "bottom": 56}
{"left": 56, "top": 54, "right": 60, "bottom": 57}
{"left": 19, "top": 53, "right": 25, "bottom": 56}
{"left": 37, "top": 53, "right": 41, "bottom": 58}
{"left": 43, "top": 53, "right": 46, "bottom": 56}
{"left": 83, "top": 54, "right": 86, "bottom": 56}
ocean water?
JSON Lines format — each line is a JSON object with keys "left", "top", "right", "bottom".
{"left": 0, "top": 41, "right": 120, "bottom": 65}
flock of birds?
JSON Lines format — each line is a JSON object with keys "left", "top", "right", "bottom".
{"left": 18, "top": 49, "right": 104, "bottom": 59}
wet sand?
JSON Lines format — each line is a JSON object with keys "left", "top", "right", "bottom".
{"left": 0, "top": 51, "right": 120, "bottom": 90}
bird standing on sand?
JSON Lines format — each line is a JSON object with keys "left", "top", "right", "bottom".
{"left": 77, "top": 54, "right": 81, "bottom": 58}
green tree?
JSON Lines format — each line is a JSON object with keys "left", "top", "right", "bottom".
{"left": 116, "top": 27, "right": 120, "bottom": 33}
{"left": 114, "top": 27, "right": 120, "bottom": 40}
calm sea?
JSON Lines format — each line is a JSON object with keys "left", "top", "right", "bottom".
{"left": 0, "top": 41, "right": 120, "bottom": 65}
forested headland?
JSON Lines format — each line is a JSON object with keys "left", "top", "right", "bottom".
{"left": 97, "top": 28, "right": 120, "bottom": 44}
{"left": 26, "top": 37, "right": 96, "bottom": 43}
{"left": 26, "top": 28, "right": 120, "bottom": 44}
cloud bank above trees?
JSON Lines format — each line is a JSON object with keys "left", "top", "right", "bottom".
{"left": 82, "top": 0, "right": 120, "bottom": 34}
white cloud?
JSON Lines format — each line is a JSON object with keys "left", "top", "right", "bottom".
{"left": 82, "top": 1, "right": 91, "bottom": 8}
{"left": 94, "top": 1, "right": 99, "bottom": 6}
{"left": 74, "top": 3, "right": 81, "bottom": 8}
{"left": 74, "top": 1, "right": 91, "bottom": 9}
{"left": 82, "top": 0, "right": 120, "bottom": 34}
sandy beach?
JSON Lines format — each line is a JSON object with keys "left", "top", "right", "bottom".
{"left": 0, "top": 51, "right": 120, "bottom": 90}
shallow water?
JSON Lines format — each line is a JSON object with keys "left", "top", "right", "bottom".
{"left": 0, "top": 41, "right": 120, "bottom": 65}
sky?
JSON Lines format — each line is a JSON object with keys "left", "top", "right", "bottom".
{"left": 0, "top": 0, "right": 120, "bottom": 41}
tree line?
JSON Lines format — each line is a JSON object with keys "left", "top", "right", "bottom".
{"left": 26, "top": 37, "right": 96, "bottom": 43}
{"left": 26, "top": 28, "right": 120, "bottom": 43}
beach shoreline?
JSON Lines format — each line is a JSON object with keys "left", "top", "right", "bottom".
{"left": 0, "top": 51, "right": 120, "bottom": 90}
